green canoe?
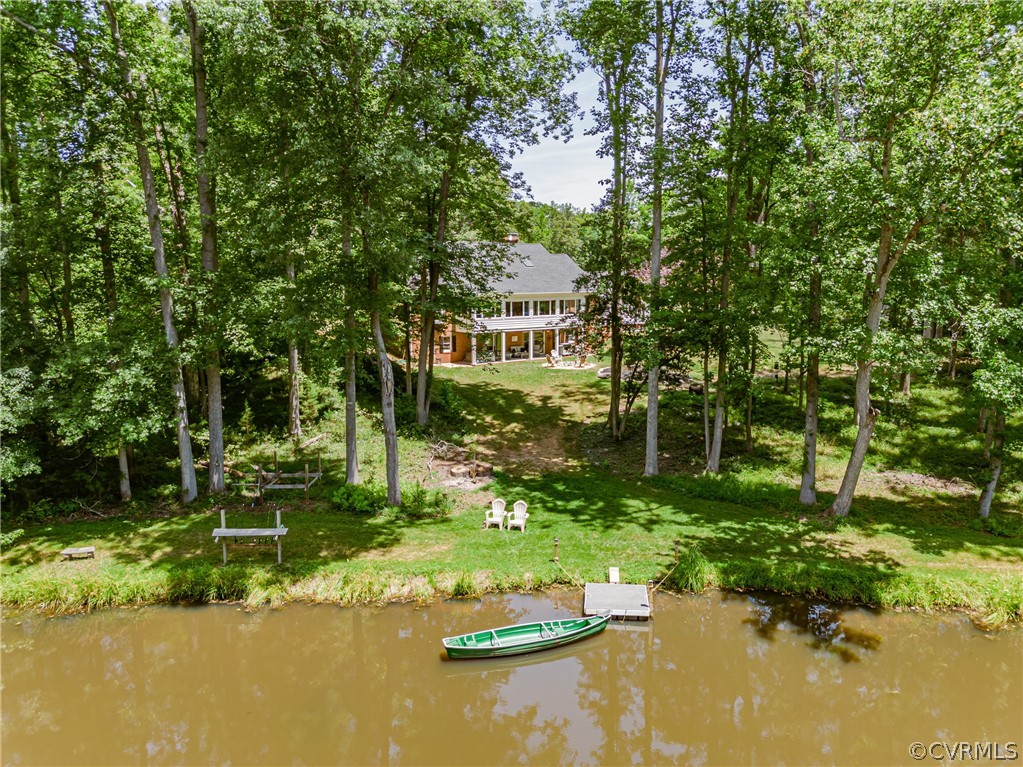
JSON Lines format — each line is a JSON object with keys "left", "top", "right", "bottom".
{"left": 442, "top": 613, "right": 611, "bottom": 659}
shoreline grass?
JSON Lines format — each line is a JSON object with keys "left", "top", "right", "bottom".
{"left": 3, "top": 361, "right": 1020, "bottom": 627}
{"left": 3, "top": 478, "right": 1020, "bottom": 627}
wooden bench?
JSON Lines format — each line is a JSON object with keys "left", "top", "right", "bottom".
{"left": 61, "top": 546, "right": 95, "bottom": 561}
{"left": 212, "top": 508, "right": 287, "bottom": 564}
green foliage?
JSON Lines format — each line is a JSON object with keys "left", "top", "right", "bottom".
{"left": 663, "top": 472, "right": 807, "bottom": 514}
{"left": 397, "top": 482, "right": 451, "bottom": 520}
{"left": 331, "top": 483, "right": 389, "bottom": 515}
{"left": 0, "top": 367, "right": 40, "bottom": 486}
{"left": 664, "top": 545, "right": 713, "bottom": 593}
{"left": 20, "top": 498, "right": 80, "bottom": 522}
{"left": 331, "top": 480, "right": 450, "bottom": 519}
{"left": 970, "top": 513, "right": 1023, "bottom": 539}
{"left": 0, "top": 529, "right": 26, "bottom": 548}
{"left": 449, "top": 572, "right": 482, "bottom": 599}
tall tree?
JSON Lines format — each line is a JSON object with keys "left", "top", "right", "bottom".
{"left": 645, "top": 0, "right": 690, "bottom": 475}
{"left": 103, "top": 0, "right": 197, "bottom": 503}
{"left": 182, "top": 0, "right": 225, "bottom": 493}
{"left": 564, "top": 0, "right": 650, "bottom": 440}
{"left": 820, "top": 1, "right": 1014, "bottom": 516}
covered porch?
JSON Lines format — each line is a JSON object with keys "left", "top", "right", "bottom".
{"left": 461, "top": 323, "right": 583, "bottom": 365}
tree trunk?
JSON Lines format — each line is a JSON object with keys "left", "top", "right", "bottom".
{"left": 369, "top": 272, "right": 401, "bottom": 506}
{"left": 645, "top": 0, "right": 668, "bottom": 477}
{"left": 104, "top": 0, "right": 196, "bottom": 503}
{"left": 703, "top": 347, "right": 711, "bottom": 463}
{"left": 800, "top": 264, "right": 821, "bottom": 505}
{"left": 416, "top": 160, "right": 453, "bottom": 427}
{"left": 707, "top": 348, "right": 727, "bottom": 472}
{"left": 416, "top": 260, "right": 440, "bottom": 426}
{"left": 830, "top": 366, "right": 877, "bottom": 516}
{"left": 184, "top": 0, "right": 224, "bottom": 493}
{"left": 118, "top": 446, "right": 132, "bottom": 501}
{"left": 978, "top": 409, "right": 1005, "bottom": 518}
{"left": 95, "top": 175, "right": 133, "bottom": 502}
{"left": 341, "top": 218, "right": 359, "bottom": 485}
{"left": 828, "top": 130, "right": 929, "bottom": 516}
{"left": 948, "top": 330, "right": 958, "bottom": 379}
{"left": 403, "top": 304, "right": 413, "bottom": 395}
{"left": 744, "top": 343, "right": 755, "bottom": 454}
{"left": 900, "top": 371, "right": 911, "bottom": 397}
{"left": 151, "top": 103, "right": 189, "bottom": 272}
{"left": 345, "top": 309, "right": 360, "bottom": 485}
{"left": 55, "top": 188, "right": 75, "bottom": 342}
{"left": 285, "top": 251, "right": 302, "bottom": 439}
{"left": 977, "top": 407, "right": 988, "bottom": 433}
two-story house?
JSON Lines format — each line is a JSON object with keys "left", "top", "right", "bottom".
{"left": 431, "top": 237, "right": 587, "bottom": 365}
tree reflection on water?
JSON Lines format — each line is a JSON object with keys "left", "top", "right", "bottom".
{"left": 1, "top": 591, "right": 1019, "bottom": 766}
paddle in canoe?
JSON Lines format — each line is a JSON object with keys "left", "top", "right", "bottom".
{"left": 442, "top": 613, "right": 611, "bottom": 659}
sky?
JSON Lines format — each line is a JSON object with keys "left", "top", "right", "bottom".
{"left": 507, "top": 68, "right": 608, "bottom": 211}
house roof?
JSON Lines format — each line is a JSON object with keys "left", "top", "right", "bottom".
{"left": 488, "top": 241, "right": 585, "bottom": 295}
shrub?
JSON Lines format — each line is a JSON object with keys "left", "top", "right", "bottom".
{"left": 665, "top": 545, "right": 714, "bottom": 593}
{"left": 970, "top": 513, "right": 1023, "bottom": 539}
{"left": 0, "top": 528, "right": 25, "bottom": 547}
{"left": 332, "top": 483, "right": 388, "bottom": 515}
{"left": 666, "top": 472, "right": 805, "bottom": 513}
{"left": 20, "top": 498, "right": 79, "bottom": 521}
{"left": 399, "top": 482, "right": 452, "bottom": 519}
{"left": 393, "top": 392, "right": 418, "bottom": 431}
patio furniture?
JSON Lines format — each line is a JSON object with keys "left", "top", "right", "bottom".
{"left": 485, "top": 498, "right": 507, "bottom": 529}
{"left": 507, "top": 500, "right": 529, "bottom": 532}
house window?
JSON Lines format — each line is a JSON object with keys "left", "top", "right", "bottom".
{"left": 440, "top": 335, "right": 452, "bottom": 353}
{"left": 505, "top": 301, "right": 527, "bottom": 317}
{"left": 534, "top": 300, "right": 553, "bottom": 316}
{"left": 564, "top": 299, "right": 578, "bottom": 314}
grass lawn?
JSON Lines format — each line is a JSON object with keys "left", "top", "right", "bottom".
{"left": 2, "top": 359, "right": 1021, "bottom": 626}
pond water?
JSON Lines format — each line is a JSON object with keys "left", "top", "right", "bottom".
{"left": 2, "top": 591, "right": 1020, "bottom": 766}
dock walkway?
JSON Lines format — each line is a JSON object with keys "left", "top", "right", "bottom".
{"left": 583, "top": 583, "right": 651, "bottom": 620}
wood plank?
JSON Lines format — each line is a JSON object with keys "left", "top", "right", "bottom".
{"left": 298, "top": 433, "right": 328, "bottom": 449}
{"left": 61, "top": 546, "right": 95, "bottom": 560}
{"left": 212, "top": 527, "right": 288, "bottom": 537}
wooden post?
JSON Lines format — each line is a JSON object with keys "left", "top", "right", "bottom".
{"left": 304, "top": 462, "right": 310, "bottom": 500}
{"left": 274, "top": 449, "right": 279, "bottom": 473}
{"left": 220, "top": 507, "right": 227, "bottom": 565}
{"left": 554, "top": 537, "right": 559, "bottom": 563}
{"left": 256, "top": 465, "right": 263, "bottom": 504}
{"left": 276, "top": 507, "right": 283, "bottom": 564}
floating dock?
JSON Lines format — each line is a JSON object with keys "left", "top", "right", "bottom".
{"left": 583, "top": 583, "right": 651, "bottom": 620}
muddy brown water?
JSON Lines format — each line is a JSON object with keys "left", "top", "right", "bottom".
{"left": 2, "top": 591, "right": 1020, "bottom": 766}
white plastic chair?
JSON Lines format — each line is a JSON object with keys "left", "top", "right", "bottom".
{"left": 485, "top": 498, "right": 506, "bottom": 529}
{"left": 507, "top": 500, "right": 529, "bottom": 532}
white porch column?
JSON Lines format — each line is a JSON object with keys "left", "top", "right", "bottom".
{"left": 470, "top": 333, "right": 477, "bottom": 366}
{"left": 554, "top": 328, "right": 560, "bottom": 354}
{"left": 529, "top": 330, "right": 535, "bottom": 360}
{"left": 501, "top": 332, "right": 506, "bottom": 363}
